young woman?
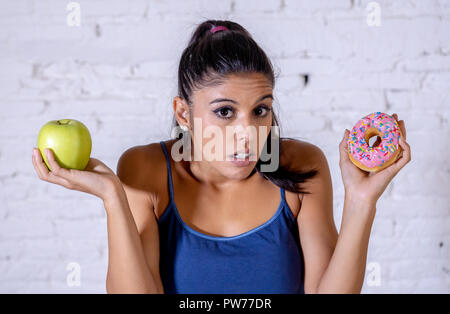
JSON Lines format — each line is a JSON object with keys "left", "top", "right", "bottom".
{"left": 31, "top": 20, "right": 411, "bottom": 294}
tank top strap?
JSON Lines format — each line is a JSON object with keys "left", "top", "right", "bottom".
{"left": 280, "top": 186, "right": 287, "bottom": 204}
{"left": 159, "top": 141, "right": 175, "bottom": 202}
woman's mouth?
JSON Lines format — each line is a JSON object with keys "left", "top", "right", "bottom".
{"left": 229, "top": 153, "right": 254, "bottom": 167}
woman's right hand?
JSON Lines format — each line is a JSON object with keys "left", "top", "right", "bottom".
{"left": 32, "top": 147, "right": 121, "bottom": 202}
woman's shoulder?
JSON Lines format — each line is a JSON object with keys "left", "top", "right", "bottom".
{"left": 280, "top": 137, "right": 328, "bottom": 171}
{"left": 116, "top": 140, "right": 171, "bottom": 191}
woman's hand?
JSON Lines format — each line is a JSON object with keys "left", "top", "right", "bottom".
{"left": 339, "top": 113, "right": 411, "bottom": 205}
{"left": 32, "top": 147, "right": 121, "bottom": 202}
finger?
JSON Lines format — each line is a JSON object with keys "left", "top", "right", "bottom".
{"left": 392, "top": 113, "right": 407, "bottom": 141}
{"left": 377, "top": 136, "right": 411, "bottom": 178}
{"left": 32, "top": 148, "right": 47, "bottom": 180}
{"left": 339, "top": 129, "right": 351, "bottom": 164}
{"left": 84, "top": 158, "right": 110, "bottom": 173}
{"left": 33, "top": 148, "right": 54, "bottom": 180}
{"left": 398, "top": 120, "right": 406, "bottom": 141}
{"left": 399, "top": 136, "right": 411, "bottom": 163}
{"left": 395, "top": 145, "right": 404, "bottom": 161}
{"left": 43, "top": 148, "right": 72, "bottom": 179}
{"left": 33, "top": 148, "right": 74, "bottom": 188}
{"left": 391, "top": 137, "right": 411, "bottom": 174}
{"left": 392, "top": 113, "right": 398, "bottom": 121}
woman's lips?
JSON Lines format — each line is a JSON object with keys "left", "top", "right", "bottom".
{"left": 229, "top": 153, "right": 255, "bottom": 167}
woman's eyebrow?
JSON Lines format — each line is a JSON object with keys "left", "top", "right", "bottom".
{"left": 209, "top": 94, "right": 273, "bottom": 105}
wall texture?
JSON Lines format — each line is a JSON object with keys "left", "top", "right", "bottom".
{"left": 0, "top": 0, "right": 449, "bottom": 293}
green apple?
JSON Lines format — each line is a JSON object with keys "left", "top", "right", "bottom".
{"left": 37, "top": 119, "right": 92, "bottom": 171}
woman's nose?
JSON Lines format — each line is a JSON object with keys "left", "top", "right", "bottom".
{"left": 233, "top": 124, "right": 257, "bottom": 148}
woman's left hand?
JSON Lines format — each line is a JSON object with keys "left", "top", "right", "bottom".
{"left": 339, "top": 113, "right": 411, "bottom": 205}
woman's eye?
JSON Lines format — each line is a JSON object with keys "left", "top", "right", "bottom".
{"left": 214, "top": 107, "right": 234, "bottom": 119}
{"left": 213, "top": 105, "right": 271, "bottom": 120}
{"left": 254, "top": 105, "right": 271, "bottom": 117}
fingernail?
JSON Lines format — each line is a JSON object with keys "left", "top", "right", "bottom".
{"left": 45, "top": 149, "right": 49, "bottom": 157}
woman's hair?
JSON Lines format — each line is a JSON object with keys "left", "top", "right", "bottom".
{"left": 172, "top": 19, "right": 318, "bottom": 194}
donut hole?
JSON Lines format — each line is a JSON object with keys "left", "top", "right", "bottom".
{"left": 364, "top": 128, "right": 382, "bottom": 148}
{"left": 368, "top": 135, "right": 382, "bottom": 147}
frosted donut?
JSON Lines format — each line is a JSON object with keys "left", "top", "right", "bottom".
{"left": 347, "top": 112, "right": 403, "bottom": 172}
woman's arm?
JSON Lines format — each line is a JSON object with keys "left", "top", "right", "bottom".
{"left": 103, "top": 184, "right": 162, "bottom": 294}
{"left": 313, "top": 195, "right": 376, "bottom": 293}
{"left": 300, "top": 169, "right": 377, "bottom": 293}
{"left": 105, "top": 146, "right": 164, "bottom": 294}
{"left": 31, "top": 143, "right": 163, "bottom": 294}
{"left": 297, "top": 114, "right": 410, "bottom": 293}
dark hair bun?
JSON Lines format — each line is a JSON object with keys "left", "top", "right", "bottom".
{"left": 187, "top": 20, "right": 251, "bottom": 46}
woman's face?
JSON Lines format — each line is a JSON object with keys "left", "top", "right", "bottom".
{"left": 175, "top": 72, "right": 275, "bottom": 181}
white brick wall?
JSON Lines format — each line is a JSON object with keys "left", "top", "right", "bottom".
{"left": 0, "top": 0, "right": 448, "bottom": 293}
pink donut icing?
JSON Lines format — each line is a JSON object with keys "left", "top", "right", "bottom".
{"left": 347, "top": 112, "right": 401, "bottom": 169}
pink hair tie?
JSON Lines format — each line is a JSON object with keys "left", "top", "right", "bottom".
{"left": 210, "top": 25, "right": 228, "bottom": 34}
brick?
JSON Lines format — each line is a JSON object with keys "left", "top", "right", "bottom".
{"left": 34, "top": 0, "right": 148, "bottom": 17}
{"left": 147, "top": 0, "right": 232, "bottom": 17}
{"left": 283, "top": 0, "right": 352, "bottom": 14}
{"left": 52, "top": 217, "right": 107, "bottom": 239}
{"left": 0, "top": 217, "right": 55, "bottom": 239}
{"left": 273, "top": 57, "right": 339, "bottom": 76}
{"left": 422, "top": 73, "right": 450, "bottom": 91}
{"left": 0, "top": 1, "right": 32, "bottom": 17}
{"left": 398, "top": 55, "right": 450, "bottom": 72}
{"left": 234, "top": 0, "right": 281, "bottom": 13}
{"left": 395, "top": 217, "right": 450, "bottom": 237}
{"left": 386, "top": 90, "right": 450, "bottom": 111}
{"left": 357, "top": 0, "right": 450, "bottom": 17}
{"left": 387, "top": 258, "right": 448, "bottom": 280}
{"left": 308, "top": 72, "right": 423, "bottom": 91}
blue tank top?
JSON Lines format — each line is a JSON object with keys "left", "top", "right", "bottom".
{"left": 157, "top": 140, "right": 305, "bottom": 294}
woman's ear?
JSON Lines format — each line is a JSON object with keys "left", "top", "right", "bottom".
{"left": 173, "top": 96, "right": 190, "bottom": 127}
